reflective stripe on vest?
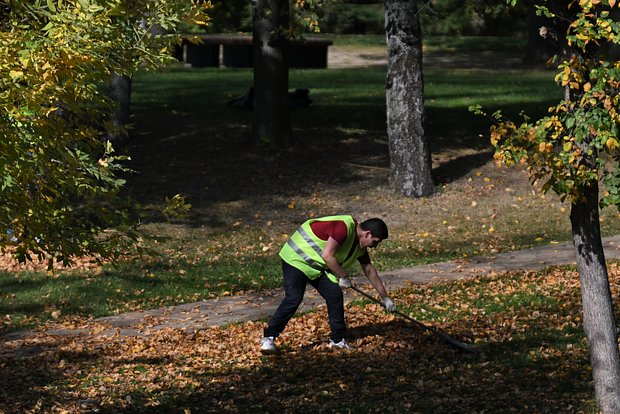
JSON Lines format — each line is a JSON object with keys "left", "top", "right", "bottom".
{"left": 286, "top": 234, "right": 323, "bottom": 269}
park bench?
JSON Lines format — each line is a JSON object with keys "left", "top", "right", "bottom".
{"left": 175, "top": 34, "right": 333, "bottom": 69}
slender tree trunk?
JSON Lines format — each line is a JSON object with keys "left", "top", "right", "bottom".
{"left": 252, "top": 0, "right": 291, "bottom": 149}
{"left": 571, "top": 181, "right": 620, "bottom": 413}
{"left": 107, "top": 73, "right": 132, "bottom": 152}
{"left": 523, "top": 6, "right": 555, "bottom": 65}
{"left": 385, "top": 0, "right": 434, "bottom": 197}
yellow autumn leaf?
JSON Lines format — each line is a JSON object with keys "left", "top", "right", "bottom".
{"left": 9, "top": 70, "right": 23, "bottom": 79}
{"left": 538, "top": 142, "right": 547, "bottom": 153}
{"left": 605, "top": 138, "right": 619, "bottom": 150}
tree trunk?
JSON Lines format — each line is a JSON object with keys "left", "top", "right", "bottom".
{"left": 385, "top": 0, "right": 434, "bottom": 197}
{"left": 252, "top": 0, "right": 291, "bottom": 149}
{"left": 107, "top": 73, "right": 132, "bottom": 152}
{"left": 571, "top": 181, "right": 620, "bottom": 413}
{"left": 523, "top": 6, "right": 555, "bottom": 65}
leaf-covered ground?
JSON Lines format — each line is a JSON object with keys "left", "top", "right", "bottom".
{"left": 3, "top": 263, "right": 619, "bottom": 414}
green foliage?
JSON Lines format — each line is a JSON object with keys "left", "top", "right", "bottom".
{"left": 318, "top": 1, "right": 385, "bottom": 34}
{"left": 419, "top": 0, "right": 528, "bottom": 36}
{"left": 202, "top": 0, "right": 252, "bottom": 33}
{"left": 0, "top": 0, "right": 207, "bottom": 267}
{"left": 186, "top": 0, "right": 327, "bottom": 35}
{"left": 292, "top": 0, "right": 328, "bottom": 33}
{"left": 316, "top": 0, "right": 528, "bottom": 36}
{"left": 479, "top": 0, "right": 620, "bottom": 207}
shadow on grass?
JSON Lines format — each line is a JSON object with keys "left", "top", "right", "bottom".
{"left": 126, "top": 66, "right": 560, "bottom": 227}
{"left": 433, "top": 150, "right": 494, "bottom": 184}
{"left": 0, "top": 317, "right": 593, "bottom": 413}
{"left": 0, "top": 272, "right": 47, "bottom": 292}
{"left": 139, "top": 324, "right": 591, "bottom": 413}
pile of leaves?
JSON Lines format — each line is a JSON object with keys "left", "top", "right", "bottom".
{"left": 3, "top": 264, "right": 619, "bottom": 413}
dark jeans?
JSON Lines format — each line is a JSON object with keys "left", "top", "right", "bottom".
{"left": 264, "top": 260, "right": 346, "bottom": 342}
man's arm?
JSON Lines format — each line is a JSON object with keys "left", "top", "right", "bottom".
{"left": 322, "top": 236, "right": 348, "bottom": 279}
{"left": 360, "top": 261, "right": 389, "bottom": 299}
{"left": 361, "top": 261, "right": 396, "bottom": 311}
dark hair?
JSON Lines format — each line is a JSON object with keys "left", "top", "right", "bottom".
{"left": 360, "top": 218, "right": 388, "bottom": 240}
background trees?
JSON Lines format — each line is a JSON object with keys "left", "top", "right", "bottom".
{"left": 0, "top": 0, "right": 205, "bottom": 266}
{"left": 252, "top": 0, "right": 292, "bottom": 148}
{"left": 486, "top": 1, "right": 620, "bottom": 411}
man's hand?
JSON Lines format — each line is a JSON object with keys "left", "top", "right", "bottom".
{"left": 338, "top": 276, "right": 352, "bottom": 289}
{"left": 381, "top": 296, "right": 396, "bottom": 312}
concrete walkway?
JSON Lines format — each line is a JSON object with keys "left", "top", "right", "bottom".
{"left": 4, "top": 235, "right": 620, "bottom": 341}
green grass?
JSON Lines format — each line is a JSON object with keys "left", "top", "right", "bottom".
{"left": 423, "top": 35, "right": 527, "bottom": 53}
{"left": 1, "top": 226, "right": 283, "bottom": 328}
{"left": 132, "top": 65, "right": 559, "bottom": 142}
{"left": 313, "top": 33, "right": 527, "bottom": 53}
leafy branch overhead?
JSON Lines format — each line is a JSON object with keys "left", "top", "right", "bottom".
{"left": 0, "top": 0, "right": 208, "bottom": 267}
{"left": 474, "top": 0, "right": 620, "bottom": 206}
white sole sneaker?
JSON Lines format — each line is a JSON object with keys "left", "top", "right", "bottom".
{"left": 260, "top": 336, "right": 277, "bottom": 354}
{"left": 329, "top": 339, "right": 355, "bottom": 350}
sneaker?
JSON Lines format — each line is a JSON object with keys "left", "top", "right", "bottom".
{"left": 260, "top": 336, "right": 277, "bottom": 354}
{"left": 329, "top": 339, "right": 355, "bottom": 350}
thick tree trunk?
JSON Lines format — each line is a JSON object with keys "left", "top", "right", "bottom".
{"left": 106, "top": 73, "right": 132, "bottom": 152}
{"left": 385, "top": 0, "right": 434, "bottom": 197}
{"left": 571, "top": 181, "right": 620, "bottom": 413}
{"left": 252, "top": 0, "right": 292, "bottom": 149}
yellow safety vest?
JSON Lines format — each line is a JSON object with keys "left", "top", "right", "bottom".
{"left": 279, "top": 215, "right": 363, "bottom": 283}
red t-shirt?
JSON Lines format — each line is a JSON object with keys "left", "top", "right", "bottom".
{"left": 310, "top": 219, "right": 371, "bottom": 264}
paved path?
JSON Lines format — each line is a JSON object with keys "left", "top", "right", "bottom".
{"left": 5, "top": 235, "right": 620, "bottom": 342}
{"left": 327, "top": 48, "right": 525, "bottom": 70}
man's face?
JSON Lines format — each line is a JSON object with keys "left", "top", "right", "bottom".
{"left": 361, "top": 231, "right": 382, "bottom": 249}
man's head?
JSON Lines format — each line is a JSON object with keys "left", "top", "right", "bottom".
{"left": 358, "top": 218, "right": 388, "bottom": 249}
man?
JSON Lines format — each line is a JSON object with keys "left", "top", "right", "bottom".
{"left": 260, "top": 215, "right": 396, "bottom": 353}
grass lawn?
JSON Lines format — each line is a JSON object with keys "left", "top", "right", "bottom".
{"left": 314, "top": 33, "right": 527, "bottom": 53}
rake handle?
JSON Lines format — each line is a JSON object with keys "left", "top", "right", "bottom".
{"left": 349, "top": 284, "right": 479, "bottom": 353}
{"left": 350, "top": 285, "right": 429, "bottom": 328}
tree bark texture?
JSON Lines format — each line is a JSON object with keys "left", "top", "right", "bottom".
{"left": 571, "top": 181, "right": 620, "bottom": 413}
{"left": 385, "top": 0, "right": 434, "bottom": 197}
{"left": 252, "top": 0, "right": 292, "bottom": 149}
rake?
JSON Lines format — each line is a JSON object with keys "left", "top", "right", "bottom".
{"left": 350, "top": 285, "right": 479, "bottom": 353}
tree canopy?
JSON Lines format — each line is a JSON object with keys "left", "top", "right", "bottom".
{"left": 0, "top": 0, "right": 207, "bottom": 267}
{"left": 480, "top": 1, "right": 620, "bottom": 207}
